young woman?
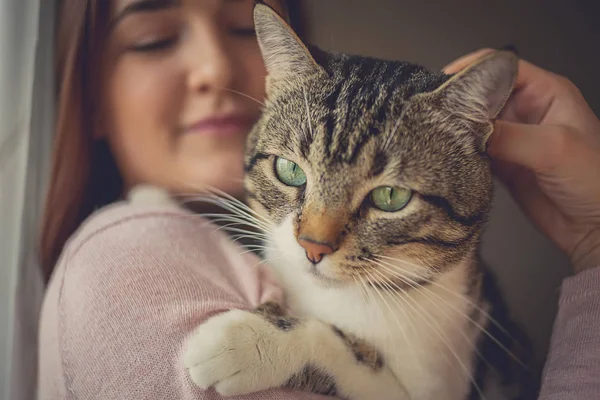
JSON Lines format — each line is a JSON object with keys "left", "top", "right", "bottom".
{"left": 37, "top": 0, "right": 600, "bottom": 398}
{"left": 38, "top": 1, "right": 318, "bottom": 399}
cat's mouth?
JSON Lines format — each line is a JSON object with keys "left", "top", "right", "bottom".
{"left": 302, "top": 260, "right": 350, "bottom": 287}
{"left": 306, "top": 262, "right": 344, "bottom": 286}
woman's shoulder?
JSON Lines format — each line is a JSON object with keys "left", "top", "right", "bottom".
{"left": 39, "top": 198, "right": 284, "bottom": 399}
{"left": 53, "top": 196, "right": 283, "bottom": 311}
{"left": 65, "top": 194, "right": 242, "bottom": 268}
{"left": 67, "top": 198, "right": 199, "bottom": 252}
{"left": 61, "top": 201, "right": 276, "bottom": 296}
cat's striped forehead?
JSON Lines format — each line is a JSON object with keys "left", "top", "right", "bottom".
{"left": 307, "top": 53, "right": 450, "bottom": 165}
{"left": 247, "top": 53, "right": 483, "bottom": 202}
{"left": 254, "top": 54, "right": 451, "bottom": 166}
{"left": 244, "top": 51, "right": 495, "bottom": 247}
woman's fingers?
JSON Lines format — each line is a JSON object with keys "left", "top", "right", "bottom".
{"left": 441, "top": 48, "right": 495, "bottom": 74}
{"left": 488, "top": 121, "right": 570, "bottom": 174}
{"left": 443, "top": 48, "right": 549, "bottom": 91}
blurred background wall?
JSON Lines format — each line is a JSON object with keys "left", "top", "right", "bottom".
{"left": 299, "top": 0, "right": 600, "bottom": 368}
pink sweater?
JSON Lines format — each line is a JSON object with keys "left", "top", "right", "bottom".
{"left": 37, "top": 202, "right": 600, "bottom": 399}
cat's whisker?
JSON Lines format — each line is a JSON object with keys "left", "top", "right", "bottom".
{"left": 199, "top": 187, "right": 268, "bottom": 220}
{"left": 231, "top": 239, "right": 268, "bottom": 248}
{"left": 374, "top": 258, "right": 527, "bottom": 371}
{"left": 199, "top": 223, "right": 266, "bottom": 246}
{"left": 232, "top": 237, "right": 274, "bottom": 256}
{"left": 199, "top": 214, "right": 269, "bottom": 231}
{"left": 228, "top": 235, "right": 268, "bottom": 247}
{"left": 356, "top": 274, "right": 389, "bottom": 330}
{"left": 205, "top": 196, "right": 273, "bottom": 230}
{"left": 366, "top": 266, "right": 488, "bottom": 400}
{"left": 205, "top": 220, "right": 270, "bottom": 236}
{"left": 361, "top": 270, "right": 421, "bottom": 373}
{"left": 217, "top": 86, "right": 266, "bottom": 107}
{"left": 357, "top": 273, "right": 408, "bottom": 369}
{"left": 173, "top": 209, "right": 271, "bottom": 246}
{"left": 375, "top": 257, "right": 516, "bottom": 340}
{"left": 373, "top": 255, "right": 525, "bottom": 365}
{"left": 164, "top": 213, "right": 262, "bottom": 236}
{"left": 126, "top": 191, "right": 268, "bottom": 232}
{"left": 194, "top": 206, "right": 269, "bottom": 225}
{"left": 229, "top": 234, "right": 269, "bottom": 245}
{"left": 373, "top": 254, "right": 516, "bottom": 340}
{"left": 206, "top": 220, "right": 269, "bottom": 238}
{"left": 352, "top": 275, "right": 370, "bottom": 310}
{"left": 193, "top": 202, "right": 273, "bottom": 232}
{"left": 368, "top": 260, "right": 499, "bottom": 378}
{"left": 248, "top": 255, "right": 283, "bottom": 271}
{"left": 186, "top": 193, "right": 273, "bottom": 230}
{"left": 236, "top": 246, "right": 271, "bottom": 257}
{"left": 203, "top": 222, "right": 268, "bottom": 238}
{"left": 173, "top": 184, "right": 273, "bottom": 228}
{"left": 364, "top": 268, "right": 453, "bottom": 375}
{"left": 228, "top": 235, "right": 270, "bottom": 245}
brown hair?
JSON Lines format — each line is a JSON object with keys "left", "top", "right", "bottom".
{"left": 40, "top": 0, "right": 306, "bottom": 283}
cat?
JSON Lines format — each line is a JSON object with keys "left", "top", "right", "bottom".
{"left": 179, "top": 3, "right": 536, "bottom": 400}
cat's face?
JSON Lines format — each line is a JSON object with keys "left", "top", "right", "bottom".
{"left": 244, "top": 4, "right": 517, "bottom": 287}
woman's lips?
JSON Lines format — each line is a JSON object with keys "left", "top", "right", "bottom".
{"left": 184, "top": 114, "right": 256, "bottom": 137}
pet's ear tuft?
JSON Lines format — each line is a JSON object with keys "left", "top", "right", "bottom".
{"left": 253, "top": 3, "right": 323, "bottom": 88}
{"left": 438, "top": 50, "right": 519, "bottom": 121}
{"left": 434, "top": 50, "right": 518, "bottom": 148}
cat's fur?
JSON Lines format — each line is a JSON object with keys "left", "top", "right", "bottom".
{"left": 180, "top": 4, "right": 535, "bottom": 400}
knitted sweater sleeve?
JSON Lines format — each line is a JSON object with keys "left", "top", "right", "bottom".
{"left": 538, "top": 266, "right": 600, "bottom": 399}
{"left": 38, "top": 204, "right": 324, "bottom": 400}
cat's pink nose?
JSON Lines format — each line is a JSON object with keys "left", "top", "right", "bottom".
{"left": 298, "top": 237, "right": 334, "bottom": 264}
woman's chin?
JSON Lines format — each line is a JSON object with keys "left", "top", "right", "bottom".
{"left": 176, "top": 154, "right": 245, "bottom": 197}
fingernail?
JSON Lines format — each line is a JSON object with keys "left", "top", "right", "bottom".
{"left": 500, "top": 44, "right": 519, "bottom": 56}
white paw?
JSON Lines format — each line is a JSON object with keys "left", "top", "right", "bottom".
{"left": 184, "top": 309, "right": 285, "bottom": 396}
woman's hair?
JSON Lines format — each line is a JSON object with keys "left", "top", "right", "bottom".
{"left": 40, "top": 0, "right": 307, "bottom": 283}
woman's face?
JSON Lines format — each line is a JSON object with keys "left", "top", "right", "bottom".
{"left": 101, "top": 0, "right": 284, "bottom": 196}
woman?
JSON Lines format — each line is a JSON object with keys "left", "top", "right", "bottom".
{"left": 39, "top": 1, "right": 317, "bottom": 399}
{"left": 38, "top": 0, "right": 600, "bottom": 399}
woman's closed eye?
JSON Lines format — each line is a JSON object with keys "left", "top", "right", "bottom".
{"left": 126, "top": 25, "right": 255, "bottom": 53}
{"left": 229, "top": 26, "right": 256, "bottom": 37}
{"left": 129, "top": 36, "right": 178, "bottom": 52}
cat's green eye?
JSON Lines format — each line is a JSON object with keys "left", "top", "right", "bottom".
{"left": 275, "top": 157, "right": 307, "bottom": 187}
{"left": 370, "top": 186, "right": 412, "bottom": 212}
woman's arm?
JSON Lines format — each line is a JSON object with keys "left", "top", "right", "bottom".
{"left": 39, "top": 205, "right": 322, "bottom": 399}
{"left": 538, "top": 267, "right": 600, "bottom": 399}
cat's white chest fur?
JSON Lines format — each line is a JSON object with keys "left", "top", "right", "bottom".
{"left": 267, "top": 216, "right": 483, "bottom": 400}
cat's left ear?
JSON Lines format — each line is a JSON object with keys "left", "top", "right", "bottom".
{"left": 435, "top": 51, "right": 518, "bottom": 145}
{"left": 253, "top": 3, "right": 324, "bottom": 92}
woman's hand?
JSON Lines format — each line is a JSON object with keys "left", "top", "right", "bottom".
{"left": 444, "top": 49, "right": 600, "bottom": 274}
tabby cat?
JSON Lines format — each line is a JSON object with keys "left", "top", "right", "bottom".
{"left": 180, "top": 3, "right": 534, "bottom": 399}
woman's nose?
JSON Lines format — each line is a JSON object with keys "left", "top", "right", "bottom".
{"left": 187, "top": 27, "right": 234, "bottom": 93}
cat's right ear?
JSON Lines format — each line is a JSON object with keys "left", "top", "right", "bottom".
{"left": 436, "top": 50, "right": 518, "bottom": 122}
{"left": 253, "top": 3, "right": 323, "bottom": 92}
{"left": 431, "top": 50, "right": 518, "bottom": 150}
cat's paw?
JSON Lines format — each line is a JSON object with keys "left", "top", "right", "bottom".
{"left": 184, "top": 309, "right": 289, "bottom": 396}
